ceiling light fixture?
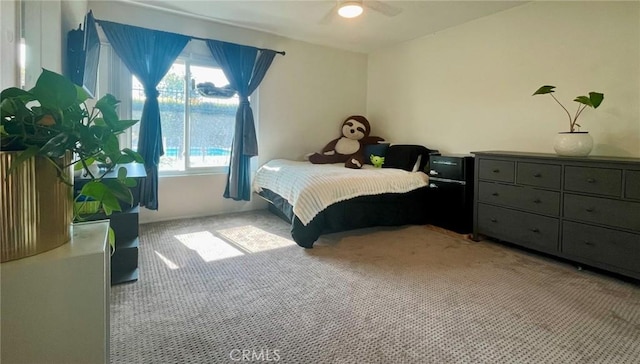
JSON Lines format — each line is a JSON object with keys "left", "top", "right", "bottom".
{"left": 338, "top": 1, "right": 363, "bottom": 18}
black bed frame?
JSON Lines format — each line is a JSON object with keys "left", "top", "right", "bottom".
{"left": 259, "top": 187, "right": 435, "bottom": 248}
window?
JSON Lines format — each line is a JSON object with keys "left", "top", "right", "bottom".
{"left": 130, "top": 59, "right": 238, "bottom": 174}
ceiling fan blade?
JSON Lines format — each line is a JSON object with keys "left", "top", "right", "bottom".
{"left": 319, "top": 3, "right": 338, "bottom": 24}
{"left": 365, "top": 0, "right": 402, "bottom": 17}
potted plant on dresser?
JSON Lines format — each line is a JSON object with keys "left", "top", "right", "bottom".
{"left": 533, "top": 85, "right": 604, "bottom": 156}
{"left": 1, "top": 69, "right": 143, "bottom": 262}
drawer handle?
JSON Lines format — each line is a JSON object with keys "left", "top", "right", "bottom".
{"left": 429, "top": 183, "right": 438, "bottom": 188}
{"left": 584, "top": 241, "right": 594, "bottom": 246}
{"left": 492, "top": 169, "right": 500, "bottom": 173}
{"left": 490, "top": 218, "right": 498, "bottom": 223}
{"left": 533, "top": 198, "right": 541, "bottom": 204}
{"left": 491, "top": 192, "right": 499, "bottom": 197}
{"left": 533, "top": 172, "right": 542, "bottom": 178}
{"left": 530, "top": 228, "right": 540, "bottom": 233}
{"left": 585, "top": 207, "right": 595, "bottom": 213}
{"left": 429, "top": 170, "right": 438, "bottom": 176}
{"left": 587, "top": 178, "right": 596, "bottom": 183}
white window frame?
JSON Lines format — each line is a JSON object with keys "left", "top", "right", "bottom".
{"left": 102, "top": 46, "right": 256, "bottom": 177}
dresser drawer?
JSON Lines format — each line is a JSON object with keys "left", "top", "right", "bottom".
{"left": 625, "top": 170, "right": 640, "bottom": 200}
{"left": 563, "top": 194, "right": 640, "bottom": 231}
{"left": 562, "top": 221, "right": 640, "bottom": 273}
{"left": 516, "top": 162, "right": 561, "bottom": 190}
{"left": 478, "top": 181, "right": 560, "bottom": 216}
{"left": 564, "top": 166, "right": 622, "bottom": 197}
{"left": 478, "top": 159, "right": 514, "bottom": 183}
{"left": 477, "top": 204, "right": 559, "bottom": 252}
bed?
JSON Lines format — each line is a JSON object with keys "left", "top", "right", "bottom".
{"left": 253, "top": 145, "right": 439, "bottom": 247}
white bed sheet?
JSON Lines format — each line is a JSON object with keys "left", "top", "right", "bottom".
{"left": 253, "top": 159, "right": 429, "bottom": 225}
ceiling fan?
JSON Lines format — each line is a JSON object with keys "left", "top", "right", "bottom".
{"left": 319, "top": 0, "right": 403, "bottom": 24}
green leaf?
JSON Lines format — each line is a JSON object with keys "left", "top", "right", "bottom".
{"left": 589, "top": 92, "right": 604, "bottom": 109}
{"left": 574, "top": 96, "right": 593, "bottom": 107}
{"left": 75, "top": 85, "right": 91, "bottom": 103}
{"left": 1, "top": 87, "right": 32, "bottom": 100}
{"left": 1, "top": 97, "right": 33, "bottom": 122}
{"left": 93, "top": 117, "right": 107, "bottom": 127}
{"left": 108, "top": 227, "right": 116, "bottom": 252}
{"left": 114, "top": 155, "right": 135, "bottom": 164}
{"left": 30, "top": 69, "right": 77, "bottom": 109}
{"left": 123, "top": 177, "right": 137, "bottom": 187}
{"left": 79, "top": 181, "right": 122, "bottom": 215}
{"left": 74, "top": 157, "right": 96, "bottom": 171}
{"left": 94, "top": 94, "right": 120, "bottom": 125}
{"left": 102, "top": 179, "right": 134, "bottom": 206}
{"left": 5, "top": 146, "right": 39, "bottom": 177}
{"left": 110, "top": 119, "right": 139, "bottom": 133}
{"left": 40, "top": 133, "right": 69, "bottom": 158}
{"left": 533, "top": 85, "right": 556, "bottom": 95}
{"left": 123, "top": 148, "right": 144, "bottom": 163}
{"left": 102, "top": 133, "right": 121, "bottom": 156}
{"left": 117, "top": 166, "right": 128, "bottom": 180}
{"left": 0, "top": 98, "right": 18, "bottom": 116}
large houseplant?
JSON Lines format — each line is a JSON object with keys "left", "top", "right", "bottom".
{"left": 1, "top": 69, "right": 143, "bottom": 260}
{"left": 533, "top": 85, "right": 604, "bottom": 156}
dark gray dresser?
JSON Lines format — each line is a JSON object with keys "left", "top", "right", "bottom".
{"left": 472, "top": 151, "right": 640, "bottom": 280}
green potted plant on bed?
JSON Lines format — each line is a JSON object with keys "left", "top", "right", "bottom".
{"left": 1, "top": 68, "right": 143, "bottom": 261}
{"left": 533, "top": 85, "right": 604, "bottom": 156}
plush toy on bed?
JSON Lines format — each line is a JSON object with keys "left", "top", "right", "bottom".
{"left": 370, "top": 155, "right": 385, "bottom": 168}
{"left": 308, "top": 115, "right": 385, "bottom": 169}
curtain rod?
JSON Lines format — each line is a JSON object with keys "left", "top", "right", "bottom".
{"left": 95, "top": 18, "right": 285, "bottom": 56}
{"left": 190, "top": 35, "right": 285, "bottom": 56}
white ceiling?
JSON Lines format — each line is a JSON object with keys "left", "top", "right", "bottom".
{"left": 125, "top": 0, "right": 527, "bottom": 53}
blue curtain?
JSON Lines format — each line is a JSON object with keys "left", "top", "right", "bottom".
{"left": 98, "top": 21, "right": 189, "bottom": 210}
{"left": 206, "top": 40, "right": 277, "bottom": 201}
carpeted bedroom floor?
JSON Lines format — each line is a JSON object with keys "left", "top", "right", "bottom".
{"left": 110, "top": 210, "right": 640, "bottom": 364}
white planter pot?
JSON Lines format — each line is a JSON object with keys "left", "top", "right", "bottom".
{"left": 553, "top": 132, "right": 593, "bottom": 157}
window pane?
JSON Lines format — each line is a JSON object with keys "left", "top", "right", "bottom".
{"left": 159, "top": 63, "right": 186, "bottom": 171}
{"left": 189, "top": 65, "right": 236, "bottom": 168}
{"left": 131, "top": 77, "right": 143, "bottom": 151}
{"left": 131, "top": 63, "right": 186, "bottom": 172}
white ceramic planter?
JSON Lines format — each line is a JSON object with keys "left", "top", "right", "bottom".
{"left": 553, "top": 132, "right": 593, "bottom": 157}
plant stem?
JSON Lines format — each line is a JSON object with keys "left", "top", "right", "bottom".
{"left": 79, "top": 153, "right": 96, "bottom": 179}
{"left": 86, "top": 102, "right": 96, "bottom": 125}
{"left": 574, "top": 104, "right": 588, "bottom": 130}
{"left": 43, "top": 155, "right": 73, "bottom": 186}
{"left": 549, "top": 94, "right": 573, "bottom": 131}
{"left": 570, "top": 103, "right": 580, "bottom": 132}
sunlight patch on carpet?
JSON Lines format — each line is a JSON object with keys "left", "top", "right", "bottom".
{"left": 175, "top": 231, "right": 244, "bottom": 262}
{"left": 154, "top": 251, "right": 180, "bottom": 269}
{"left": 216, "top": 225, "right": 295, "bottom": 253}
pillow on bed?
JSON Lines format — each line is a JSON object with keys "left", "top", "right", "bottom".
{"left": 363, "top": 143, "right": 390, "bottom": 164}
{"left": 382, "top": 145, "right": 436, "bottom": 172}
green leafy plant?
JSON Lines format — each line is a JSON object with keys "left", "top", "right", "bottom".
{"left": 533, "top": 85, "right": 604, "bottom": 133}
{"left": 1, "top": 69, "right": 143, "bottom": 219}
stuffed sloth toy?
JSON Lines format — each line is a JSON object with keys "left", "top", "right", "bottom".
{"left": 309, "top": 115, "right": 384, "bottom": 169}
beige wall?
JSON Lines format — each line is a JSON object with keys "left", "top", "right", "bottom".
{"left": 88, "top": 1, "right": 368, "bottom": 222}
{"left": 367, "top": 2, "right": 640, "bottom": 157}
{"left": 1, "top": 0, "right": 86, "bottom": 89}
{"left": 0, "top": 0, "right": 19, "bottom": 89}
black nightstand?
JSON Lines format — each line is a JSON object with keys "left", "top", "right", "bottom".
{"left": 427, "top": 155, "right": 474, "bottom": 234}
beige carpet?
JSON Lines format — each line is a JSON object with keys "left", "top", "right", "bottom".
{"left": 110, "top": 210, "right": 640, "bottom": 363}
